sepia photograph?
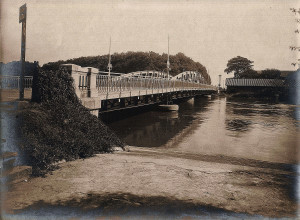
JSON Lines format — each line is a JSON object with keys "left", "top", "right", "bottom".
{"left": 0, "top": 0, "right": 299, "bottom": 219}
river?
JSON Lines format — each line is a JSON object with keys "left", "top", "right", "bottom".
{"left": 108, "top": 96, "right": 299, "bottom": 165}
{"left": 3, "top": 96, "right": 299, "bottom": 218}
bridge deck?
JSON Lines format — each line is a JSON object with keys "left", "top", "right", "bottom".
{"left": 0, "top": 73, "right": 217, "bottom": 116}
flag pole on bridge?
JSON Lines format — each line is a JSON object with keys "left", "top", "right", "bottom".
{"left": 107, "top": 36, "right": 112, "bottom": 93}
{"left": 167, "top": 35, "right": 170, "bottom": 79}
{"left": 107, "top": 36, "right": 112, "bottom": 76}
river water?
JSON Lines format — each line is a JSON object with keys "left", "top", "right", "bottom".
{"left": 109, "top": 96, "right": 299, "bottom": 165}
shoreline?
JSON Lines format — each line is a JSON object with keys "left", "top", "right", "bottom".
{"left": 2, "top": 146, "right": 298, "bottom": 218}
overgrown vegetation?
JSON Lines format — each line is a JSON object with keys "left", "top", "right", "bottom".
{"left": 20, "top": 69, "right": 124, "bottom": 176}
{"left": 42, "top": 51, "right": 212, "bottom": 84}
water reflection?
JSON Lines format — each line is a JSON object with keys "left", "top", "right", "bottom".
{"left": 0, "top": 102, "right": 27, "bottom": 165}
{"left": 226, "top": 119, "right": 252, "bottom": 132}
{"left": 108, "top": 96, "right": 299, "bottom": 164}
{"left": 108, "top": 97, "right": 211, "bottom": 148}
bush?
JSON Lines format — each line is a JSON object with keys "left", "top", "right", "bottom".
{"left": 21, "top": 69, "right": 124, "bottom": 176}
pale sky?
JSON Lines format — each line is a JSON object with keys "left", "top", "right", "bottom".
{"left": 1, "top": 0, "right": 299, "bottom": 85}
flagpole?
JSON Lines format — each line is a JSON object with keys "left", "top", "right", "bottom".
{"left": 167, "top": 35, "right": 170, "bottom": 79}
{"left": 108, "top": 36, "right": 112, "bottom": 77}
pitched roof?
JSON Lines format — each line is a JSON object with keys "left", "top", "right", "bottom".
{"left": 225, "top": 78, "right": 285, "bottom": 87}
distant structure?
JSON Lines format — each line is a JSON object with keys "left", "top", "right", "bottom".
{"left": 225, "top": 78, "right": 285, "bottom": 92}
{"left": 218, "top": 74, "right": 222, "bottom": 92}
{"left": 225, "top": 78, "right": 290, "bottom": 101}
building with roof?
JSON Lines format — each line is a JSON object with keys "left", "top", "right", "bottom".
{"left": 225, "top": 78, "right": 286, "bottom": 96}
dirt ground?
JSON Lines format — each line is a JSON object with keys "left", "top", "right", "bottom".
{"left": 0, "top": 89, "right": 32, "bottom": 102}
{"left": 2, "top": 147, "right": 298, "bottom": 219}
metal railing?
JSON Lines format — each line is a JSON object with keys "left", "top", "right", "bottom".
{"left": 0, "top": 74, "right": 214, "bottom": 93}
{"left": 0, "top": 75, "right": 33, "bottom": 89}
{"left": 94, "top": 75, "right": 215, "bottom": 94}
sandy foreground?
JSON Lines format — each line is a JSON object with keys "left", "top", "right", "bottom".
{"left": 2, "top": 147, "right": 299, "bottom": 219}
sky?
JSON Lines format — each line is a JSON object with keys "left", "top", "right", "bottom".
{"left": 1, "top": 0, "right": 299, "bottom": 85}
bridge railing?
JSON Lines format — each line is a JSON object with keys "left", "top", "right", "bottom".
{"left": 94, "top": 75, "right": 215, "bottom": 94}
{"left": 0, "top": 75, "right": 33, "bottom": 89}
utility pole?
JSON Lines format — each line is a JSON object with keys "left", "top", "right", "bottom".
{"left": 19, "top": 4, "right": 27, "bottom": 100}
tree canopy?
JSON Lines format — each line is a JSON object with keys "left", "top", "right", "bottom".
{"left": 225, "top": 56, "right": 282, "bottom": 79}
{"left": 42, "top": 51, "right": 211, "bottom": 84}
{"left": 238, "top": 69, "right": 258, "bottom": 79}
{"left": 238, "top": 69, "right": 281, "bottom": 79}
{"left": 260, "top": 69, "right": 281, "bottom": 79}
{"left": 224, "top": 56, "right": 254, "bottom": 78}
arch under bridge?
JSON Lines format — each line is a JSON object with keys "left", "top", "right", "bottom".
{"left": 60, "top": 64, "right": 217, "bottom": 116}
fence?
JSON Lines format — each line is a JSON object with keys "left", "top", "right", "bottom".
{"left": 0, "top": 74, "right": 215, "bottom": 94}
{"left": 94, "top": 75, "right": 214, "bottom": 94}
{"left": 0, "top": 76, "right": 33, "bottom": 89}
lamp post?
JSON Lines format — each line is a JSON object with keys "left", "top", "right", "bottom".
{"left": 107, "top": 37, "right": 112, "bottom": 93}
{"left": 218, "top": 74, "right": 222, "bottom": 93}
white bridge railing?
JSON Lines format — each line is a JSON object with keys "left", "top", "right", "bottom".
{"left": 93, "top": 75, "right": 215, "bottom": 94}
{"left": 0, "top": 76, "right": 33, "bottom": 89}
{"left": 0, "top": 74, "right": 215, "bottom": 95}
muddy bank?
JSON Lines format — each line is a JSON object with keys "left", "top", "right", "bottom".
{"left": 2, "top": 147, "right": 298, "bottom": 218}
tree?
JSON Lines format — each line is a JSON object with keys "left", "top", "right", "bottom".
{"left": 239, "top": 69, "right": 258, "bottom": 79}
{"left": 260, "top": 69, "right": 281, "bottom": 79}
{"left": 42, "top": 51, "right": 212, "bottom": 84}
{"left": 237, "top": 68, "right": 281, "bottom": 79}
{"left": 224, "top": 56, "right": 254, "bottom": 78}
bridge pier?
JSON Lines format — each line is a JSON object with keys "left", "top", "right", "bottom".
{"left": 98, "top": 90, "right": 217, "bottom": 115}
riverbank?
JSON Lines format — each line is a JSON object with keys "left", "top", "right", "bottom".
{"left": 6, "top": 70, "right": 124, "bottom": 176}
{"left": 3, "top": 147, "right": 297, "bottom": 218}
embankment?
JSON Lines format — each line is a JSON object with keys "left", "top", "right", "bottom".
{"left": 17, "top": 69, "right": 124, "bottom": 176}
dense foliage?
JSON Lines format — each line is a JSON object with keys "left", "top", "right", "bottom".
{"left": 260, "top": 69, "right": 281, "bottom": 79}
{"left": 42, "top": 51, "right": 211, "bottom": 84}
{"left": 224, "top": 56, "right": 254, "bottom": 78}
{"left": 237, "top": 69, "right": 283, "bottom": 79}
{"left": 21, "top": 69, "right": 124, "bottom": 176}
{"left": 225, "top": 56, "right": 282, "bottom": 79}
{"left": 237, "top": 69, "right": 282, "bottom": 79}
